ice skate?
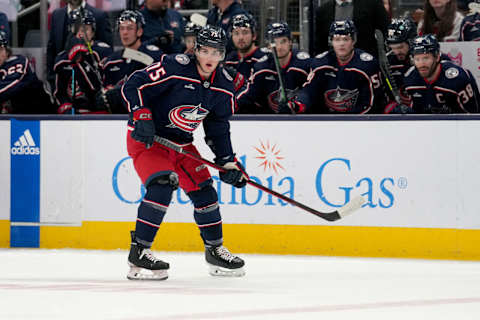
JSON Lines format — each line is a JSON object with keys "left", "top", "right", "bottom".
{"left": 205, "top": 245, "right": 245, "bottom": 277}
{"left": 127, "top": 231, "right": 169, "bottom": 280}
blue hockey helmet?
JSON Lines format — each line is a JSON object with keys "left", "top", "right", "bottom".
{"left": 117, "top": 10, "right": 145, "bottom": 29}
{"left": 265, "top": 22, "right": 291, "bottom": 40}
{"left": 329, "top": 20, "right": 357, "bottom": 43}
{"left": 230, "top": 13, "right": 257, "bottom": 33}
{"left": 386, "top": 18, "right": 417, "bottom": 45}
{"left": 196, "top": 25, "right": 227, "bottom": 51}
{"left": 410, "top": 34, "right": 440, "bottom": 56}
{"left": 0, "top": 31, "right": 7, "bottom": 47}
{"left": 68, "top": 8, "right": 96, "bottom": 32}
{"left": 184, "top": 21, "right": 202, "bottom": 37}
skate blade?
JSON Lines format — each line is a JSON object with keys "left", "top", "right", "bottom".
{"left": 208, "top": 264, "right": 246, "bottom": 277}
{"left": 127, "top": 266, "right": 168, "bottom": 281}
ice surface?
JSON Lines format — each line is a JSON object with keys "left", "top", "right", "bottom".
{"left": 0, "top": 249, "right": 479, "bottom": 320}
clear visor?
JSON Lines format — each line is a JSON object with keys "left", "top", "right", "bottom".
{"left": 196, "top": 46, "right": 225, "bottom": 61}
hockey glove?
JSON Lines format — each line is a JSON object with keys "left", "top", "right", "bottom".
{"left": 131, "top": 105, "right": 155, "bottom": 148}
{"left": 67, "top": 37, "right": 88, "bottom": 63}
{"left": 95, "top": 86, "right": 126, "bottom": 113}
{"left": 215, "top": 155, "right": 249, "bottom": 188}
{"left": 277, "top": 100, "right": 306, "bottom": 114}
{"left": 157, "top": 31, "right": 173, "bottom": 49}
{"left": 384, "top": 101, "right": 413, "bottom": 114}
{"left": 224, "top": 66, "right": 245, "bottom": 92}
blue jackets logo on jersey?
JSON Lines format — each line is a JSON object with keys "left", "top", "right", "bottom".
{"left": 324, "top": 87, "right": 359, "bottom": 112}
{"left": 167, "top": 104, "right": 209, "bottom": 132}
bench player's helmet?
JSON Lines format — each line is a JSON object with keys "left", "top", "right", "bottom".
{"left": 68, "top": 8, "right": 96, "bottom": 33}
{"left": 410, "top": 34, "right": 440, "bottom": 56}
{"left": 386, "top": 18, "right": 417, "bottom": 45}
{"left": 0, "top": 31, "right": 7, "bottom": 47}
{"left": 230, "top": 13, "right": 257, "bottom": 34}
{"left": 184, "top": 21, "right": 202, "bottom": 37}
{"left": 265, "top": 22, "right": 291, "bottom": 40}
{"left": 117, "top": 10, "right": 145, "bottom": 30}
{"left": 328, "top": 20, "right": 357, "bottom": 44}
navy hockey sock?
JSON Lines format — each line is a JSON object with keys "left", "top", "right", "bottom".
{"left": 134, "top": 184, "right": 172, "bottom": 247}
{"left": 188, "top": 186, "right": 223, "bottom": 247}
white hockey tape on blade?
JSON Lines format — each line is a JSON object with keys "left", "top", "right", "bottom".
{"left": 122, "top": 48, "right": 154, "bottom": 66}
{"left": 190, "top": 13, "right": 207, "bottom": 27}
{"left": 337, "top": 196, "right": 365, "bottom": 218}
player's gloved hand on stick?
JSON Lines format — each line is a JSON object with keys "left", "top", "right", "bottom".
{"left": 215, "top": 155, "right": 248, "bottom": 188}
{"left": 131, "top": 105, "right": 155, "bottom": 148}
{"left": 384, "top": 101, "right": 413, "bottom": 114}
{"left": 67, "top": 37, "right": 88, "bottom": 63}
{"left": 224, "top": 66, "right": 245, "bottom": 92}
{"left": 277, "top": 99, "right": 305, "bottom": 114}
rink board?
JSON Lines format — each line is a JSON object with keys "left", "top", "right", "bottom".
{"left": 1, "top": 116, "right": 480, "bottom": 260}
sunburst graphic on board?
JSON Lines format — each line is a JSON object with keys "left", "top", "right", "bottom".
{"left": 254, "top": 140, "right": 285, "bottom": 174}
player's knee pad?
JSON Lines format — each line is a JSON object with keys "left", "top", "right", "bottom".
{"left": 146, "top": 171, "right": 179, "bottom": 190}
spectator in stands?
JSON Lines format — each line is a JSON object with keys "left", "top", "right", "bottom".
{"left": 459, "top": 1, "right": 480, "bottom": 40}
{"left": 383, "top": 0, "right": 392, "bottom": 19}
{"left": 98, "top": 10, "right": 163, "bottom": 113}
{"left": 417, "top": 0, "right": 464, "bottom": 41}
{"left": 207, "top": 0, "right": 248, "bottom": 54}
{"left": 47, "top": 0, "right": 112, "bottom": 89}
{"left": 53, "top": 9, "right": 112, "bottom": 114}
{"left": 0, "top": 11, "right": 9, "bottom": 43}
{"left": 0, "top": 31, "right": 55, "bottom": 114}
{"left": 140, "top": 0, "right": 185, "bottom": 53}
{"left": 183, "top": 21, "right": 201, "bottom": 54}
{"left": 314, "top": 0, "right": 390, "bottom": 57}
{"left": 225, "top": 13, "right": 268, "bottom": 79}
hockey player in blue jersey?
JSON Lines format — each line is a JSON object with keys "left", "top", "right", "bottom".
{"left": 121, "top": 25, "right": 247, "bottom": 280}
{"left": 403, "top": 34, "right": 479, "bottom": 113}
{"left": 53, "top": 9, "right": 112, "bottom": 114}
{"left": 237, "top": 22, "right": 311, "bottom": 113}
{"left": 98, "top": 10, "right": 163, "bottom": 113}
{"left": 225, "top": 13, "right": 268, "bottom": 79}
{"left": 0, "top": 31, "right": 55, "bottom": 114}
{"left": 385, "top": 19, "right": 418, "bottom": 91}
{"left": 292, "top": 20, "right": 384, "bottom": 114}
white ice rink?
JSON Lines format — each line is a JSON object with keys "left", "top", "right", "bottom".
{"left": 1, "top": 249, "right": 479, "bottom": 320}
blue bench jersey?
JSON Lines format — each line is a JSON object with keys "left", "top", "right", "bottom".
{"left": 403, "top": 60, "right": 480, "bottom": 113}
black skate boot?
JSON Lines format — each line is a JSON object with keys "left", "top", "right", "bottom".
{"left": 127, "top": 231, "right": 169, "bottom": 280}
{"left": 205, "top": 245, "right": 245, "bottom": 277}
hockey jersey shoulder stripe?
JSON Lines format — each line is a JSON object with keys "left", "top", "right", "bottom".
{"left": 287, "top": 66, "right": 309, "bottom": 76}
{"left": 139, "top": 75, "right": 201, "bottom": 91}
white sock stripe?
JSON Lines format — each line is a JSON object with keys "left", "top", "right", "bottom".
{"left": 197, "top": 220, "right": 222, "bottom": 228}
{"left": 194, "top": 202, "right": 219, "bottom": 213}
{"left": 143, "top": 199, "right": 168, "bottom": 211}
{"left": 137, "top": 218, "right": 160, "bottom": 228}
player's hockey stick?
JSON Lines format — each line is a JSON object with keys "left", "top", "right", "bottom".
{"left": 123, "top": 48, "right": 154, "bottom": 66}
{"left": 153, "top": 136, "right": 365, "bottom": 222}
{"left": 374, "top": 29, "right": 401, "bottom": 104}
{"left": 190, "top": 13, "right": 207, "bottom": 27}
{"left": 268, "top": 37, "right": 292, "bottom": 113}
